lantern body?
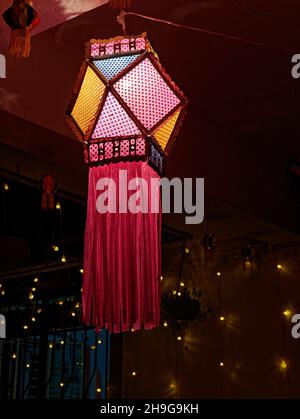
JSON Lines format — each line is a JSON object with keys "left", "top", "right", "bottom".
{"left": 66, "top": 33, "right": 187, "bottom": 333}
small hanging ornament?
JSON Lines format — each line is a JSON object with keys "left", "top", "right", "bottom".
{"left": 201, "top": 233, "right": 216, "bottom": 261}
{"left": 241, "top": 244, "right": 255, "bottom": 271}
{"left": 2, "top": 0, "right": 40, "bottom": 59}
{"left": 40, "top": 174, "right": 57, "bottom": 211}
{"left": 109, "top": 0, "right": 134, "bottom": 9}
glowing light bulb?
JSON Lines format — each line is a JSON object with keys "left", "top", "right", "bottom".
{"left": 96, "top": 387, "right": 102, "bottom": 393}
{"left": 31, "top": 317, "right": 36, "bottom": 322}
{"left": 177, "top": 336, "right": 182, "bottom": 341}
{"left": 71, "top": 312, "right": 76, "bottom": 317}
{"left": 277, "top": 264, "right": 282, "bottom": 270}
{"left": 98, "top": 339, "right": 102, "bottom": 344}
{"left": 283, "top": 309, "right": 292, "bottom": 318}
{"left": 91, "top": 345, "right": 96, "bottom": 350}
{"left": 280, "top": 359, "right": 288, "bottom": 370}
{"left": 23, "top": 325, "right": 29, "bottom": 330}
{"left": 177, "top": 292, "right": 181, "bottom": 296}
{"left": 12, "top": 353, "right": 17, "bottom": 359}
{"left": 1, "top": 290, "right": 5, "bottom": 296}
{"left": 3, "top": 183, "right": 9, "bottom": 191}
{"left": 220, "top": 362, "right": 224, "bottom": 367}
{"left": 61, "top": 255, "right": 66, "bottom": 263}
{"left": 37, "top": 308, "right": 42, "bottom": 314}
{"left": 160, "top": 276, "right": 163, "bottom": 281}
{"left": 49, "top": 344, "right": 53, "bottom": 349}
{"left": 180, "top": 282, "right": 185, "bottom": 287}
{"left": 184, "top": 248, "right": 190, "bottom": 254}
{"left": 131, "top": 371, "right": 136, "bottom": 376}
{"left": 26, "top": 364, "right": 30, "bottom": 368}
{"left": 60, "top": 340, "right": 64, "bottom": 345}
{"left": 58, "top": 301, "right": 64, "bottom": 306}
{"left": 170, "top": 383, "right": 176, "bottom": 389}
{"left": 163, "top": 321, "right": 168, "bottom": 327}
{"left": 56, "top": 202, "right": 61, "bottom": 210}
{"left": 131, "top": 328, "right": 135, "bottom": 332}
{"left": 52, "top": 245, "right": 59, "bottom": 252}
{"left": 220, "top": 316, "right": 225, "bottom": 321}
{"left": 60, "top": 382, "right": 64, "bottom": 387}
{"left": 80, "top": 268, "right": 84, "bottom": 274}
{"left": 172, "top": 290, "right": 177, "bottom": 295}
{"left": 75, "top": 302, "right": 80, "bottom": 309}
{"left": 217, "top": 272, "right": 221, "bottom": 277}
{"left": 33, "top": 277, "right": 39, "bottom": 283}
{"left": 29, "top": 292, "right": 34, "bottom": 300}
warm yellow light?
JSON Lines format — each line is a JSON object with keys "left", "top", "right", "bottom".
{"left": 91, "top": 345, "right": 96, "bottom": 350}
{"left": 131, "top": 328, "right": 135, "bottom": 332}
{"left": 184, "top": 247, "right": 190, "bottom": 254}
{"left": 61, "top": 255, "right": 67, "bottom": 263}
{"left": 37, "top": 308, "right": 42, "bottom": 314}
{"left": 172, "top": 290, "right": 177, "bottom": 295}
{"left": 26, "top": 364, "right": 30, "bottom": 368}
{"left": 177, "top": 336, "right": 182, "bottom": 341}
{"left": 33, "top": 277, "right": 39, "bottom": 283}
{"left": 58, "top": 301, "right": 64, "bottom": 306}
{"left": 31, "top": 287, "right": 36, "bottom": 292}
{"left": 23, "top": 325, "right": 29, "bottom": 330}
{"left": 12, "top": 353, "right": 17, "bottom": 359}
{"left": 80, "top": 268, "right": 84, "bottom": 274}
{"left": 75, "top": 302, "right": 80, "bottom": 309}
{"left": 170, "top": 383, "right": 176, "bottom": 389}
{"left": 60, "top": 382, "right": 64, "bottom": 387}
{"left": 31, "top": 317, "right": 36, "bottom": 322}
{"left": 177, "top": 292, "right": 181, "bottom": 296}
{"left": 52, "top": 245, "right": 59, "bottom": 252}
{"left": 217, "top": 272, "right": 221, "bottom": 277}
{"left": 283, "top": 309, "right": 292, "bottom": 318}
{"left": 1, "top": 290, "right": 5, "bottom": 296}
{"left": 160, "top": 275, "right": 163, "bottom": 281}
{"left": 49, "top": 344, "right": 53, "bottom": 349}
{"left": 280, "top": 359, "right": 288, "bottom": 370}
{"left": 180, "top": 282, "right": 185, "bottom": 287}
{"left": 277, "top": 264, "right": 282, "bottom": 270}
{"left": 71, "top": 312, "right": 76, "bottom": 317}
{"left": 3, "top": 183, "right": 9, "bottom": 191}
{"left": 60, "top": 340, "right": 64, "bottom": 345}
{"left": 163, "top": 321, "right": 168, "bottom": 327}
{"left": 80, "top": 287, "right": 83, "bottom": 293}
{"left": 98, "top": 339, "right": 102, "bottom": 345}
{"left": 0, "top": 283, "right": 2, "bottom": 288}
{"left": 131, "top": 371, "right": 137, "bottom": 376}
{"left": 220, "top": 316, "right": 225, "bottom": 321}
{"left": 56, "top": 202, "right": 61, "bottom": 210}
{"left": 220, "top": 362, "right": 224, "bottom": 367}
{"left": 96, "top": 387, "right": 102, "bottom": 393}
{"left": 29, "top": 292, "right": 34, "bottom": 300}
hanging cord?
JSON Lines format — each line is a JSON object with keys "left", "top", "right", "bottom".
{"left": 118, "top": 10, "right": 294, "bottom": 53}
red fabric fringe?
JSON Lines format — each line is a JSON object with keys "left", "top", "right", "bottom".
{"left": 82, "top": 161, "right": 161, "bottom": 334}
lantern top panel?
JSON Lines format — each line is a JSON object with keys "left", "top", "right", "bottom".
{"left": 87, "top": 32, "right": 151, "bottom": 59}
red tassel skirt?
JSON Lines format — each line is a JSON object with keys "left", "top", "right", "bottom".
{"left": 82, "top": 161, "right": 161, "bottom": 333}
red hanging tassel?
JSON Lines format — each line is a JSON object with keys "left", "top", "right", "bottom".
{"left": 2, "top": 0, "right": 40, "bottom": 58}
{"left": 40, "top": 175, "right": 57, "bottom": 211}
{"left": 109, "top": 0, "right": 134, "bottom": 9}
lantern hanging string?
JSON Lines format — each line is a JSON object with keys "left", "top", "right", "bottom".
{"left": 118, "top": 10, "right": 294, "bottom": 53}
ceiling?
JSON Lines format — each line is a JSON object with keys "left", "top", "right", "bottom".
{"left": 0, "top": 0, "right": 300, "bottom": 234}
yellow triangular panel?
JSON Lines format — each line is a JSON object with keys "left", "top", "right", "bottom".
{"left": 154, "top": 109, "right": 180, "bottom": 150}
{"left": 71, "top": 66, "right": 106, "bottom": 135}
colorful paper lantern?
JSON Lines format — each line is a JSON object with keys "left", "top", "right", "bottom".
{"left": 2, "top": 0, "right": 40, "bottom": 58}
{"left": 66, "top": 33, "right": 187, "bottom": 333}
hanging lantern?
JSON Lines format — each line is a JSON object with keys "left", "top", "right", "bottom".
{"left": 40, "top": 174, "right": 57, "bottom": 211}
{"left": 2, "top": 0, "right": 40, "bottom": 58}
{"left": 241, "top": 244, "right": 255, "bottom": 271}
{"left": 66, "top": 33, "right": 187, "bottom": 333}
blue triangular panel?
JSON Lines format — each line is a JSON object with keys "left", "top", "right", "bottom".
{"left": 93, "top": 54, "right": 141, "bottom": 80}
